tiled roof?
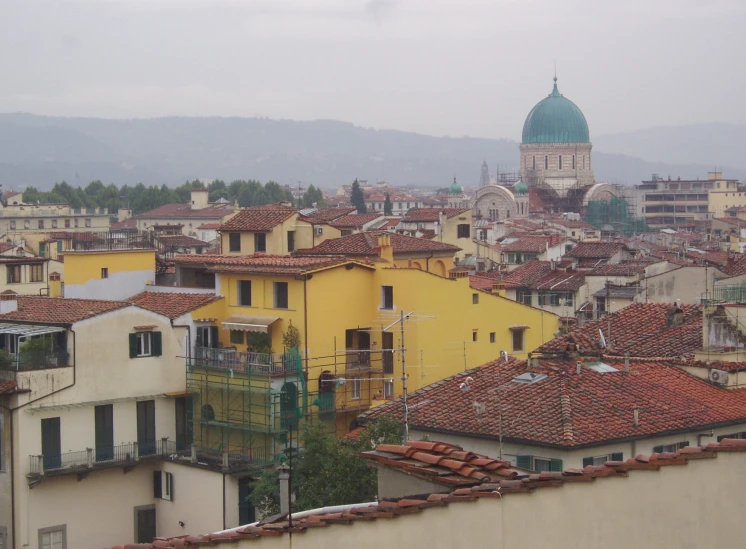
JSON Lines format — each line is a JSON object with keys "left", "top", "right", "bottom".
{"left": 298, "top": 207, "right": 356, "bottom": 224}
{"left": 106, "top": 439, "right": 746, "bottom": 549}
{"left": 219, "top": 207, "right": 296, "bottom": 231}
{"left": 139, "top": 203, "right": 236, "bottom": 219}
{"left": 157, "top": 235, "right": 210, "bottom": 247}
{"left": 498, "top": 235, "right": 551, "bottom": 253}
{"left": 363, "top": 356, "right": 746, "bottom": 447}
{"left": 591, "top": 285, "right": 643, "bottom": 299}
{"left": 469, "top": 274, "right": 500, "bottom": 292}
{"left": 328, "top": 213, "right": 384, "bottom": 229}
{"left": 0, "top": 380, "right": 17, "bottom": 394}
{"left": 175, "top": 254, "right": 368, "bottom": 275}
{"left": 128, "top": 292, "right": 223, "bottom": 320}
{"left": 359, "top": 440, "right": 527, "bottom": 487}
{"left": 296, "top": 231, "right": 460, "bottom": 256}
{"left": 110, "top": 218, "right": 138, "bottom": 230}
{"left": 196, "top": 223, "right": 221, "bottom": 230}
{"left": 565, "top": 241, "right": 627, "bottom": 259}
{"left": 536, "top": 302, "right": 702, "bottom": 358}
{"left": 686, "top": 249, "right": 729, "bottom": 266}
{"left": 722, "top": 254, "right": 746, "bottom": 277}
{"left": 401, "top": 208, "right": 470, "bottom": 222}
{"left": 369, "top": 217, "right": 401, "bottom": 230}
{"left": 587, "top": 261, "right": 653, "bottom": 277}
{"left": 500, "top": 261, "right": 585, "bottom": 291}
{"left": 0, "top": 296, "right": 130, "bottom": 324}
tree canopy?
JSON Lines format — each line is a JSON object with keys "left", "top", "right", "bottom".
{"left": 350, "top": 179, "right": 367, "bottom": 214}
{"left": 249, "top": 416, "right": 402, "bottom": 517}
{"left": 383, "top": 193, "right": 393, "bottom": 215}
{"left": 22, "top": 179, "right": 295, "bottom": 215}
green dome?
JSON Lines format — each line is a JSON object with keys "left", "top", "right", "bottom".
{"left": 522, "top": 77, "right": 589, "bottom": 144}
{"left": 514, "top": 180, "right": 528, "bottom": 194}
{"left": 449, "top": 178, "right": 462, "bottom": 195}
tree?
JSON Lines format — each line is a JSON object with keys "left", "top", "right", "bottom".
{"left": 350, "top": 179, "right": 366, "bottom": 213}
{"left": 248, "top": 415, "right": 402, "bottom": 517}
{"left": 302, "top": 185, "right": 325, "bottom": 208}
{"left": 383, "top": 193, "right": 393, "bottom": 216}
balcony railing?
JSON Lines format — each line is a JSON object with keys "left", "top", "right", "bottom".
{"left": 704, "top": 286, "right": 746, "bottom": 306}
{"left": 0, "top": 350, "right": 70, "bottom": 372}
{"left": 190, "top": 346, "right": 295, "bottom": 375}
{"left": 28, "top": 439, "right": 266, "bottom": 477}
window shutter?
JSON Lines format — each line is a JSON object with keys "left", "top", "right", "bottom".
{"left": 550, "top": 459, "right": 563, "bottom": 472}
{"left": 679, "top": 441, "right": 689, "bottom": 448}
{"left": 516, "top": 455, "right": 532, "bottom": 470}
{"left": 153, "top": 471, "right": 162, "bottom": 499}
{"left": 582, "top": 457, "right": 593, "bottom": 468}
{"left": 152, "top": 332, "right": 163, "bottom": 357}
{"left": 169, "top": 472, "right": 174, "bottom": 501}
{"left": 209, "top": 326, "right": 219, "bottom": 349}
{"left": 129, "top": 334, "right": 138, "bottom": 359}
{"left": 653, "top": 445, "right": 664, "bottom": 454}
{"left": 610, "top": 452, "right": 623, "bottom": 461}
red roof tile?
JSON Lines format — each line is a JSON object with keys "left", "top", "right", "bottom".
{"left": 298, "top": 207, "right": 356, "bottom": 224}
{"left": 587, "top": 261, "right": 652, "bottom": 276}
{"left": 497, "top": 235, "right": 551, "bottom": 253}
{"left": 140, "top": 203, "right": 236, "bottom": 219}
{"left": 219, "top": 207, "right": 296, "bottom": 231}
{"left": 129, "top": 292, "right": 223, "bottom": 320}
{"left": 157, "top": 235, "right": 210, "bottom": 247}
{"left": 0, "top": 380, "right": 17, "bottom": 394}
{"left": 565, "top": 241, "right": 627, "bottom": 259}
{"left": 296, "top": 231, "right": 460, "bottom": 256}
{"left": 174, "top": 254, "right": 370, "bottom": 275}
{"left": 328, "top": 213, "right": 384, "bottom": 229}
{"left": 0, "top": 296, "right": 130, "bottom": 324}
{"left": 402, "top": 208, "right": 470, "bottom": 222}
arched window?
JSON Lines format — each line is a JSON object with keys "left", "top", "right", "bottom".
{"left": 317, "top": 371, "right": 335, "bottom": 411}
{"left": 559, "top": 155, "right": 563, "bottom": 170}
{"left": 572, "top": 155, "right": 576, "bottom": 170}
{"left": 201, "top": 404, "right": 215, "bottom": 421}
{"left": 280, "top": 382, "right": 299, "bottom": 429}
{"left": 532, "top": 156, "right": 536, "bottom": 170}
{"left": 545, "top": 156, "right": 548, "bottom": 170}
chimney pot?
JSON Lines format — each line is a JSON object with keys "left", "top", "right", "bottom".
{"left": 633, "top": 407, "right": 639, "bottom": 428}
{"left": 576, "top": 361, "right": 582, "bottom": 375}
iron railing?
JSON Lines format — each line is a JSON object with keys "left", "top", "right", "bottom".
{"left": 66, "top": 230, "right": 164, "bottom": 253}
{"left": 28, "top": 439, "right": 267, "bottom": 476}
{"left": 705, "top": 286, "right": 746, "bottom": 305}
{"left": 190, "top": 346, "right": 294, "bottom": 374}
{"left": 0, "top": 350, "right": 70, "bottom": 372}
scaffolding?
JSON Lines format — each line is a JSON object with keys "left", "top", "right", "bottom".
{"left": 585, "top": 195, "right": 649, "bottom": 237}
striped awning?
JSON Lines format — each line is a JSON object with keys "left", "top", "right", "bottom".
{"left": 222, "top": 315, "right": 280, "bottom": 333}
{"left": 0, "top": 323, "right": 66, "bottom": 337}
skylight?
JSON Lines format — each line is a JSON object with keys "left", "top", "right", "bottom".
{"left": 512, "top": 372, "right": 547, "bottom": 385}
{"left": 583, "top": 361, "right": 619, "bottom": 374}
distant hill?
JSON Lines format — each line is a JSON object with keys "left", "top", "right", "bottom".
{"left": 0, "top": 114, "right": 743, "bottom": 190}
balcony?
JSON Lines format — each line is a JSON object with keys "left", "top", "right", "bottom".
{"left": 28, "top": 439, "right": 266, "bottom": 482}
{"left": 189, "top": 346, "right": 297, "bottom": 375}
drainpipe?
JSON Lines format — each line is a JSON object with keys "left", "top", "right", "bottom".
{"left": 425, "top": 252, "right": 433, "bottom": 273}
{"left": 303, "top": 277, "right": 309, "bottom": 374}
{"left": 0, "top": 401, "right": 15, "bottom": 549}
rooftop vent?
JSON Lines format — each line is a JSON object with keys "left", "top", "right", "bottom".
{"left": 582, "top": 361, "right": 619, "bottom": 374}
{"left": 512, "top": 372, "right": 547, "bottom": 385}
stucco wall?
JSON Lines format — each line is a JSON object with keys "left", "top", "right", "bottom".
{"left": 643, "top": 266, "right": 720, "bottom": 304}
{"left": 63, "top": 250, "right": 156, "bottom": 300}
{"left": 0, "top": 408, "right": 11, "bottom": 546}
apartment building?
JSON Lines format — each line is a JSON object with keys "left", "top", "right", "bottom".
{"left": 137, "top": 190, "right": 237, "bottom": 237}
{"left": 399, "top": 208, "right": 476, "bottom": 260}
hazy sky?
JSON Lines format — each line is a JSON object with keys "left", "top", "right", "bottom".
{"left": 2, "top": 0, "right": 745, "bottom": 140}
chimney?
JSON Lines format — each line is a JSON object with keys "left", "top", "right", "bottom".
{"left": 576, "top": 361, "right": 582, "bottom": 375}
{"left": 278, "top": 463, "right": 290, "bottom": 515}
{"left": 377, "top": 233, "right": 394, "bottom": 263}
{"left": 633, "top": 406, "right": 639, "bottom": 428}
{"left": 118, "top": 208, "right": 132, "bottom": 222}
{"left": 492, "top": 281, "right": 506, "bottom": 297}
{"left": 190, "top": 189, "right": 209, "bottom": 210}
{"left": 0, "top": 291, "right": 18, "bottom": 314}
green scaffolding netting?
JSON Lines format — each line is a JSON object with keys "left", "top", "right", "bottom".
{"left": 585, "top": 197, "right": 650, "bottom": 236}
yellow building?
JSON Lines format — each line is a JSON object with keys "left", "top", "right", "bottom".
{"left": 173, "top": 238, "right": 559, "bottom": 454}
{"left": 399, "top": 208, "right": 477, "bottom": 260}
{"left": 62, "top": 249, "right": 157, "bottom": 300}
{"left": 219, "top": 205, "right": 306, "bottom": 255}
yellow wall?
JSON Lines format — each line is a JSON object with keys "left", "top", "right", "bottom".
{"left": 221, "top": 215, "right": 303, "bottom": 256}
{"left": 709, "top": 191, "right": 746, "bottom": 219}
{"left": 441, "top": 213, "right": 477, "bottom": 259}
{"left": 63, "top": 249, "right": 156, "bottom": 285}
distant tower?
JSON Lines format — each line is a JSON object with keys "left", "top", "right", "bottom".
{"left": 480, "top": 160, "right": 490, "bottom": 188}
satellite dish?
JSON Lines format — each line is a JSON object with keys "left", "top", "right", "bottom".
{"left": 598, "top": 329, "right": 607, "bottom": 348}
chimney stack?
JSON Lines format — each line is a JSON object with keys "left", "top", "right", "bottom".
{"left": 278, "top": 463, "right": 290, "bottom": 515}
{"left": 633, "top": 406, "right": 639, "bottom": 428}
{"left": 576, "top": 361, "right": 582, "bottom": 375}
{"left": 0, "top": 291, "right": 18, "bottom": 314}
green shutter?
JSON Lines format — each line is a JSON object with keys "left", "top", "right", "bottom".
{"left": 610, "top": 452, "right": 623, "bottom": 461}
{"left": 679, "top": 441, "right": 689, "bottom": 448}
{"left": 57, "top": 241, "right": 63, "bottom": 252}
{"left": 153, "top": 471, "right": 162, "bottom": 498}
{"left": 653, "top": 445, "right": 664, "bottom": 454}
{"left": 39, "top": 242, "right": 46, "bottom": 257}
{"left": 129, "top": 333, "right": 138, "bottom": 359}
{"left": 516, "top": 455, "right": 532, "bottom": 470}
{"left": 582, "top": 457, "right": 593, "bottom": 467}
{"left": 550, "top": 458, "right": 563, "bottom": 472}
{"left": 152, "top": 332, "right": 163, "bottom": 357}
{"left": 209, "top": 326, "right": 219, "bottom": 349}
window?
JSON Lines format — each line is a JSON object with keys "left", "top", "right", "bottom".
{"left": 64, "top": 219, "right": 70, "bottom": 228}
{"left": 381, "top": 285, "right": 394, "bottom": 310}
{"left": 230, "top": 330, "right": 245, "bottom": 345}
{"left": 472, "top": 293, "right": 479, "bottom": 305}
{"left": 383, "top": 380, "right": 393, "bottom": 398}
{"left": 717, "top": 431, "right": 746, "bottom": 442}
{"left": 572, "top": 155, "right": 576, "bottom": 169}
{"left": 490, "top": 332, "right": 496, "bottom": 343}
{"left": 52, "top": 220, "right": 58, "bottom": 228}
{"left": 85, "top": 218, "right": 91, "bottom": 227}
{"left": 31, "top": 264, "right": 43, "bottom": 282}
{"left": 583, "top": 453, "right": 623, "bottom": 467}
{"left": 516, "top": 290, "right": 532, "bottom": 306}
{"left": 39, "top": 525, "right": 66, "bottom": 549}
{"left": 457, "top": 224, "right": 470, "bottom": 239}
{"left": 341, "top": 230, "right": 352, "bottom": 237}
{"left": 532, "top": 156, "right": 536, "bottom": 170}
{"left": 511, "top": 328, "right": 525, "bottom": 352}
{"left": 273, "top": 282, "right": 288, "bottom": 309}
{"left": 24, "top": 220, "right": 30, "bottom": 230}
{"left": 7, "top": 265, "right": 20, "bottom": 284}
{"left": 101, "top": 268, "right": 108, "bottom": 279}
{"left": 653, "top": 441, "right": 689, "bottom": 453}
{"left": 134, "top": 505, "right": 156, "bottom": 544}
{"left": 545, "top": 156, "right": 548, "bottom": 170}
{"left": 238, "top": 280, "right": 252, "bottom": 306}
{"left": 154, "top": 471, "right": 173, "bottom": 501}
{"left": 351, "top": 376, "right": 362, "bottom": 400}
{"left": 287, "top": 231, "right": 295, "bottom": 253}
{"left": 74, "top": 219, "right": 79, "bottom": 228}
{"left": 9, "top": 221, "right": 15, "bottom": 230}
{"left": 516, "top": 455, "right": 562, "bottom": 473}
{"left": 472, "top": 330, "right": 478, "bottom": 342}
{"left": 38, "top": 220, "right": 45, "bottom": 229}
{"left": 229, "top": 233, "right": 241, "bottom": 252}
{"left": 559, "top": 155, "right": 563, "bottom": 170}
{"left": 129, "top": 331, "right": 163, "bottom": 358}
{"left": 254, "top": 233, "right": 266, "bottom": 253}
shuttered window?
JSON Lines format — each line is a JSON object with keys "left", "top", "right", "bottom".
{"left": 516, "top": 455, "right": 562, "bottom": 472}
{"left": 129, "top": 332, "right": 162, "bottom": 358}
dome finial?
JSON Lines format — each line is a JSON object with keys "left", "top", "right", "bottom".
{"left": 551, "top": 74, "right": 560, "bottom": 97}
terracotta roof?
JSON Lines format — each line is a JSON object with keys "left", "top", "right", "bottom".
{"left": 401, "top": 208, "right": 470, "bottom": 222}
{"left": 196, "top": 223, "right": 221, "bottom": 230}
{"left": 219, "top": 207, "right": 296, "bottom": 232}
{"left": 565, "top": 241, "right": 627, "bottom": 259}
{"left": 0, "top": 380, "right": 17, "bottom": 394}
{"left": 296, "top": 231, "right": 460, "bottom": 256}
{"left": 469, "top": 274, "right": 499, "bottom": 291}
{"left": 359, "top": 440, "right": 527, "bottom": 487}
{"left": 536, "top": 302, "right": 702, "bottom": 358}
{"left": 0, "top": 296, "right": 130, "bottom": 324}
{"left": 0, "top": 242, "right": 19, "bottom": 253}
{"left": 128, "top": 292, "right": 223, "bottom": 320}
{"left": 587, "top": 262, "right": 652, "bottom": 276}
{"left": 157, "top": 235, "right": 210, "bottom": 248}
{"left": 498, "top": 235, "right": 551, "bottom": 253}
{"left": 139, "top": 203, "right": 236, "bottom": 219}
{"left": 328, "top": 213, "right": 384, "bottom": 229}
{"left": 363, "top": 356, "right": 746, "bottom": 447}
{"left": 298, "top": 207, "right": 356, "bottom": 224}
{"left": 591, "top": 285, "right": 643, "bottom": 299}
{"left": 174, "top": 254, "right": 369, "bottom": 276}
{"left": 722, "top": 254, "right": 746, "bottom": 277}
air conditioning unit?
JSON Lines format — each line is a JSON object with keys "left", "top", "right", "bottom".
{"left": 315, "top": 227, "right": 324, "bottom": 236}
{"left": 709, "top": 368, "right": 729, "bottom": 386}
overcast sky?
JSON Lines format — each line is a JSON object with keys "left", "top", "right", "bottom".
{"left": 2, "top": 0, "right": 744, "bottom": 140}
